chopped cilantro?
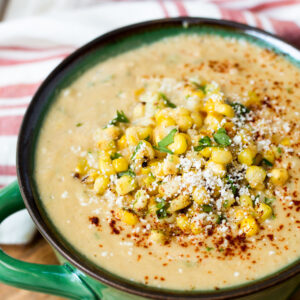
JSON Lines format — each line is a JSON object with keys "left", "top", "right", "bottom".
{"left": 131, "top": 141, "right": 144, "bottom": 160}
{"left": 76, "top": 122, "right": 83, "bottom": 127}
{"left": 118, "top": 169, "right": 135, "bottom": 178}
{"left": 223, "top": 200, "right": 229, "bottom": 209}
{"left": 202, "top": 204, "right": 213, "bottom": 213}
{"left": 154, "top": 128, "right": 177, "bottom": 154}
{"left": 107, "top": 110, "right": 129, "bottom": 127}
{"left": 225, "top": 175, "right": 238, "bottom": 196}
{"left": 262, "top": 158, "right": 273, "bottom": 167}
{"left": 159, "top": 92, "right": 176, "bottom": 108}
{"left": 144, "top": 135, "right": 150, "bottom": 141}
{"left": 110, "top": 152, "right": 122, "bottom": 160}
{"left": 213, "top": 128, "right": 231, "bottom": 147}
{"left": 206, "top": 246, "right": 214, "bottom": 252}
{"left": 286, "top": 87, "right": 293, "bottom": 94}
{"left": 264, "top": 197, "right": 275, "bottom": 205}
{"left": 155, "top": 198, "right": 170, "bottom": 219}
{"left": 216, "top": 214, "right": 226, "bottom": 224}
{"left": 219, "top": 247, "right": 224, "bottom": 252}
{"left": 277, "top": 147, "right": 282, "bottom": 154}
{"left": 194, "top": 136, "right": 212, "bottom": 151}
{"left": 229, "top": 102, "right": 250, "bottom": 118}
{"left": 190, "top": 81, "right": 206, "bottom": 93}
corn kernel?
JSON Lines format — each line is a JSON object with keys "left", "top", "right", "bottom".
{"left": 256, "top": 203, "right": 272, "bottom": 223}
{"left": 192, "top": 187, "right": 209, "bottom": 205}
{"left": 138, "top": 127, "right": 152, "bottom": 140}
{"left": 168, "top": 133, "right": 188, "bottom": 155}
{"left": 119, "top": 209, "right": 139, "bottom": 225}
{"left": 125, "top": 127, "right": 140, "bottom": 146}
{"left": 211, "top": 148, "right": 233, "bottom": 165}
{"left": 234, "top": 208, "right": 248, "bottom": 222}
{"left": 116, "top": 175, "right": 137, "bottom": 195}
{"left": 214, "top": 103, "right": 235, "bottom": 118}
{"left": 133, "top": 103, "right": 145, "bottom": 119}
{"left": 269, "top": 168, "right": 289, "bottom": 186}
{"left": 103, "top": 126, "right": 121, "bottom": 140}
{"left": 238, "top": 148, "right": 256, "bottom": 166}
{"left": 155, "top": 108, "right": 171, "bottom": 123}
{"left": 134, "top": 88, "right": 145, "bottom": 100}
{"left": 263, "top": 150, "right": 275, "bottom": 164}
{"left": 99, "top": 154, "right": 116, "bottom": 176}
{"left": 246, "top": 91, "right": 260, "bottom": 106}
{"left": 203, "top": 98, "right": 217, "bottom": 113}
{"left": 134, "top": 140, "right": 155, "bottom": 160}
{"left": 206, "top": 160, "right": 226, "bottom": 177}
{"left": 190, "top": 222, "right": 202, "bottom": 234}
{"left": 176, "top": 114, "right": 193, "bottom": 132}
{"left": 168, "top": 195, "right": 191, "bottom": 213}
{"left": 176, "top": 215, "right": 190, "bottom": 232}
{"left": 117, "top": 135, "right": 127, "bottom": 150}
{"left": 133, "top": 189, "right": 149, "bottom": 211}
{"left": 239, "top": 195, "right": 253, "bottom": 208}
{"left": 240, "top": 216, "right": 259, "bottom": 237}
{"left": 157, "top": 116, "right": 176, "bottom": 127}
{"left": 150, "top": 230, "right": 166, "bottom": 244}
{"left": 97, "top": 139, "right": 116, "bottom": 152}
{"left": 75, "top": 158, "right": 88, "bottom": 175}
{"left": 199, "top": 147, "right": 212, "bottom": 158}
{"left": 112, "top": 157, "right": 128, "bottom": 173}
{"left": 245, "top": 166, "right": 266, "bottom": 188}
{"left": 204, "top": 113, "right": 223, "bottom": 131}
{"left": 280, "top": 137, "right": 290, "bottom": 146}
{"left": 162, "top": 154, "right": 179, "bottom": 175}
{"left": 93, "top": 175, "right": 109, "bottom": 195}
{"left": 191, "top": 112, "right": 203, "bottom": 128}
{"left": 191, "top": 90, "right": 205, "bottom": 99}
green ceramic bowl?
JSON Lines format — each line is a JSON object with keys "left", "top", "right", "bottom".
{"left": 0, "top": 18, "right": 299, "bottom": 300}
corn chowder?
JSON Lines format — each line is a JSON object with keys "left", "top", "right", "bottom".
{"left": 35, "top": 34, "right": 300, "bottom": 290}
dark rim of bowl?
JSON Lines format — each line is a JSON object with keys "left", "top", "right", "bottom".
{"left": 17, "top": 17, "right": 300, "bottom": 299}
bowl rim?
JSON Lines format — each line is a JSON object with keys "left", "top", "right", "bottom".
{"left": 17, "top": 17, "right": 300, "bottom": 299}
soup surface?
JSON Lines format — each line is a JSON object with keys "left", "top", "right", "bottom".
{"left": 35, "top": 34, "right": 300, "bottom": 290}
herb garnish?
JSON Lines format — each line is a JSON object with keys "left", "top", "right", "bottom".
{"left": 206, "top": 246, "right": 214, "bottom": 252}
{"left": 229, "top": 102, "right": 250, "bottom": 118}
{"left": 159, "top": 92, "right": 176, "bottom": 108}
{"left": 213, "top": 128, "right": 231, "bottom": 147}
{"left": 202, "top": 204, "right": 213, "bottom": 213}
{"left": 194, "top": 136, "right": 212, "bottom": 151}
{"left": 262, "top": 158, "right": 273, "bottom": 167}
{"left": 106, "top": 110, "right": 129, "bottom": 127}
{"left": 131, "top": 141, "right": 144, "bottom": 160}
{"left": 155, "top": 198, "right": 170, "bottom": 219}
{"left": 110, "top": 152, "right": 122, "bottom": 160}
{"left": 118, "top": 169, "right": 136, "bottom": 178}
{"left": 190, "top": 81, "right": 206, "bottom": 93}
{"left": 263, "top": 197, "right": 275, "bottom": 205}
{"left": 154, "top": 128, "right": 177, "bottom": 154}
{"left": 76, "top": 122, "right": 83, "bottom": 127}
{"left": 225, "top": 175, "right": 238, "bottom": 196}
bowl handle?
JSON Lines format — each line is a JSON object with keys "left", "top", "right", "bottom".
{"left": 0, "top": 181, "right": 98, "bottom": 299}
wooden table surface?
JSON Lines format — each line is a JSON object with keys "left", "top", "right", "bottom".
{"left": 1, "top": 233, "right": 299, "bottom": 299}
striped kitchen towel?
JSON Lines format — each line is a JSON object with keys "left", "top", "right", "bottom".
{"left": 0, "top": 0, "right": 300, "bottom": 244}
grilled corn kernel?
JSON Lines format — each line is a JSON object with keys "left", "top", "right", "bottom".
{"left": 157, "top": 116, "right": 176, "bottom": 127}
{"left": 93, "top": 175, "right": 109, "bottom": 195}
{"left": 239, "top": 195, "right": 253, "bottom": 208}
{"left": 119, "top": 209, "right": 139, "bottom": 225}
{"left": 99, "top": 154, "right": 116, "bottom": 176}
{"left": 125, "top": 127, "right": 140, "bottom": 146}
{"left": 204, "top": 113, "right": 223, "bottom": 131}
{"left": 137, "top": 127, "right": 152, "bottom": 140}
{"left": 83, "top": 171, "right": 99, "bottom": 184}
{"left": 116, "top": 175, "right": 137, "bottom": 195}
{"left": 256, "top": 203, "right": 272, "bottom": 223}
{"left": 112, "top": 157, "right": 128, "bottom": 173}
{"left": 190, "top": 222, "right": 202, "bottom": 235}
{"left": 234, "top": 208, "right": 248, "bottom": 222}
{"left": 168, "top": 133, "right": 188, "bottom": 155}
{"left": 142, "top": 173, "right": 156, "bottom": 187}
{"left": 214, "top": 103, "right": 235, "bottom": 118}
{"left": 238, "top": 148, "right": 256, "bottom": 166}
{"left": 269, "top": 168, "right": 289, "bottom": 186}
{"left": 191, "top": 112, "right": 203, "bottom": 128}
{"left": 176, "top": 114, "right": 193, "bottom": 132}
{"left": 240, "top": 216, "right": 259, "bottom": 237}
{"left": 162, "top": 154, "right": 179, "bottom": 175}
{"left": 75, "top": 158, "right": 88, "bottom": 175}
{"left": 263, "top": 150, "right": 275, "bottom": 164}
{"left": 206, "top": 160, "right": 226, "bottom": 177}
{"left": 192, "top": 187, "right": 208, "bottom": 205}
{"left": 199, "top": 147, "right": 212, "bottom": 158}
{"left": 117, "top": 135, "right": 127, "bottom": 150}
{"left": 104, "top": 126, "right": 121, "bottom": 140}
{"left": 133, "top": 189, "right": 149, "bottom": 211}
{"left": 168, "top": 195, "right": 191, "bottom": 213}
{"left": 155, "top": 108, "right": 171, "bottom": 122}
{"left": 150, "top": 230, "right": 166, "bottom": 244}
{"left": 133, "top": 103, "right": 145, "bottom": 119}
{"left": 192, "top": 90, "right": 205, "bottom": 99}
{"left": 211, "top": 148, "right": 233, "bottom": 165}
{"left": 246, "top": 91, "right": 260, "bottom": 106}
{"left": 176, "top": 215, "right": 190, "bottom": 232}
{"left": 134, "top": 88, "right": 145, "bottom": 100}
{"left": 97, "top": 139, "right": 116, "bottom": 152}
{"left": 203, "top": 98, "right": 217, "bottom": 113}
{"left": 134, "top": 140, "right": 155, "bottom": 160}
{"left": 245, "top": 166, "right": 266, "bottom": 188}
{"left": 280, "top": 137, "right": 290, "bottom": 146}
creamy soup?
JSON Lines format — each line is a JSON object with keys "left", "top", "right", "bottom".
{"left": 35, "top": 34, "right": 300, "bottom": 290}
